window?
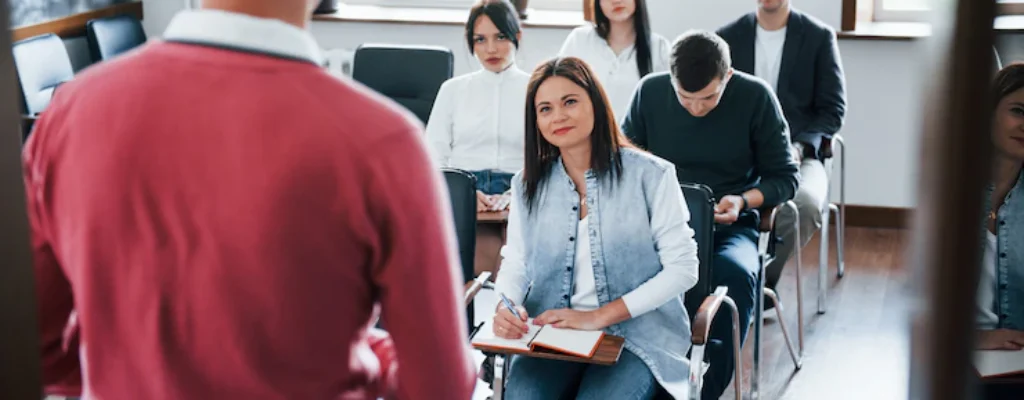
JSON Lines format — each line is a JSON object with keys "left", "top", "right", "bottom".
{"left": 873, "top": 0, "right": 1024, "bottom": 22}
{"left": 342, "top": 0, "right": 582, "bottom": 12}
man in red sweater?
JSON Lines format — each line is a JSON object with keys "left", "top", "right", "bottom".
{"left": 23, "top": 0, "right": 477, "bottom": 398}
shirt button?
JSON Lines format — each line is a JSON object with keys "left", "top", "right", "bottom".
{"left": 1000, "top": 220, "right": 1006, "bottom": 226}
{"left": 563, "top": 294, "right": 569, "bottom": 300}
{"left": 1001, "top": 252, "right": 1008, "bottom": 258}
{"left": 573, "top": 206, "right": 578, "bottom": 211}
{"left": 1001, "top": 314, "right": 1009, "bottom": 320}
{"left": 1000, "top": 283, "right": 1009, "bottom": 289}
{"left": 569, "top": 237, "right": 575, "bottom": 242}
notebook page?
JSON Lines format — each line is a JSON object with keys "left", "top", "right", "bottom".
{"left": 975, "top": 349, "right": 1024, "bottom": 377}
{"left": 471, "top": 319, "right": 542, "bottom": 352}
{"left": 530, "top": 326, "right": 604, "bottom": 358}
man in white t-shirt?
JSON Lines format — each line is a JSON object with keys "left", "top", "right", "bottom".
{"left": 717, "top": 0, "right": 847, "bottom": 302}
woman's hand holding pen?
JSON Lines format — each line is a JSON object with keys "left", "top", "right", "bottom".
{"left": 493, "top": 305, "right": 530, "bottom": 339}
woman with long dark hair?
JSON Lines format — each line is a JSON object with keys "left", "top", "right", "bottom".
{"left": 490, "top": 57, "right": 698, "bottom": 399}
{"left": 425, "top": 0, "right": 529, "bottom": 280}
{"left": 976, "top": 63, "right": 1024, "bottom": 350}
{"left": 557, "top": 0, "right": 669, "bottom": 122}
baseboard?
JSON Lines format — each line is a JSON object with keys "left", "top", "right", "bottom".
{"left": 839, "top": 205, "right": 912, "bottom": 229}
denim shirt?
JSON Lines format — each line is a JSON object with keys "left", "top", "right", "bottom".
{"left": 500, "top": 148, "right": 697, "bottom": 398}
{"left": 984, "top": 170, "right": 1024, "bottom": 330}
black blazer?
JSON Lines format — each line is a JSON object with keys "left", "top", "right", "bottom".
{"left": 717, "top": 10, "right": 847, "bottom": 160}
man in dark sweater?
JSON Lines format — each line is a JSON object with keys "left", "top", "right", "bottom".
{"left": 622, "top": 30, "right": 798, "bottom": 400}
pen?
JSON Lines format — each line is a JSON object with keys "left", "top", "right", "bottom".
{"left": 498, "top": 292, "right": 519, "bottom": 318}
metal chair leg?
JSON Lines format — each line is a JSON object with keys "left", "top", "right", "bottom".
{"left": 834, "top": 135, "right": 847, "bottom": 279}
{"left": 830, "top": 203, "right": 844, "bottom": 279}
{"left": 818, "top": 201, "right": 830, "bottom": 315}
{"left": 782, "top": 201, "right": 804, "bottom": 353}
{"left": 492, "top": 354, "right": 506, "bottom": 400}
{"left": 764, "top": 288, "right": 803, "bottom": 369}
{"left": 751, "top": 269, "right": 765, "bottom": 399}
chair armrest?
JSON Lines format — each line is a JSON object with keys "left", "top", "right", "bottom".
{"left": 691, "top": 286, "right": 730, "bottom": 345}
{"left": 820, "top": 137, "right": 834, "bottom": 159}
{"left": 464, "top": 271, "right": 493, "bottom": 307}
{"left": 759, "top": 204, "right": 781, "bottom": 233}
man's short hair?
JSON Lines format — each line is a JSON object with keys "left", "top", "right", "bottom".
{"left": 669, "top": 30, "right": 732, "bottom": 92}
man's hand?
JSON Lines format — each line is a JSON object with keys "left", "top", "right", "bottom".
{"left": 714, "top": 195, "right": 745, "bottom": 225}
{"left": 977, "top": 329, "right": 1024, "bottom": 350}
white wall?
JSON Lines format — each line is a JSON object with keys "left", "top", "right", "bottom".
{"left": 142, "top": 0, "right": 927, "bottom": 208}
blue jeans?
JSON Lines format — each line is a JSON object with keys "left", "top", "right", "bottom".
{"left": 503, "top": 349, "right": 657, "bottom": 400}
{"left": 471, "top": 170, "right": 514, "bottom": 195}
{"left": 702, "top": 212, "right": 760, "bottom": 400}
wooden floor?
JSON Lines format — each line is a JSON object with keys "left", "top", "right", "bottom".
{"left": 722, "top": 226, "right": 911, "bottom": 400}
{"left": 471, "top": 226, "right": 913, "bottom": 400}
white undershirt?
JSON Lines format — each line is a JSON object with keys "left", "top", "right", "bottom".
{"left": 755, "top": 25, "right": 787, "bottom": 91}
{"left": 571, "top": 216, "right": 600, "bottom": 311}
{"left": 977, "top": 231, "right": 999, "bottom": 329}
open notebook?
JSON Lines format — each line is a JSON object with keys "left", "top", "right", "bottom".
{"left": 472, "top": 319, "right": 605, "bottom": 358}
{"left": 975, "top": 349, "right": 1024, "bottom": 378}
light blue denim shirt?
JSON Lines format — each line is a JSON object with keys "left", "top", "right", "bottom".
{"left": 982, "top": 170, "right": 1024, "bottom": 330}
{"left": 495, "top": 147, "right": 699, "bottom": 398}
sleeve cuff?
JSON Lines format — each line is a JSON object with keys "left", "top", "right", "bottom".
{"left": 621, "top": 291, "right": 654, "bottom": 318}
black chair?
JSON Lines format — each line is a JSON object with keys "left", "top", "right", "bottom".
{"left": 678, "top": 183, "right": 743, "bottom": 400}
{"left": 351, "top": 44, "right": 454, "bottom": 125}
{"left": 86, "top": 14, "right": 147, "bottom": 62}
{"left": 683, "top": 185, "right": 803, "bottom": 399}
{"left": 442, "top": 168, "right": 479, "bottom": 333}
{"left": 13, "top": 33, "right": 74, "bottom": 139}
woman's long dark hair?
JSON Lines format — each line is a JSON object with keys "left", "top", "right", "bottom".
{"left": 522, "top": 57, "right": 633, "bottom": 211}
{"left": 592, "top": 0, "right": 654, "bottom": 76}
{"left": 993, "top": 63, "right": 1024, "bottom": 110}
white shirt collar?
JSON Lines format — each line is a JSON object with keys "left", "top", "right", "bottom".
{"left": 163, "top": 9, "right": 324, "bottom": 66}
{"left": 477, "top": 63, "right": 523, "bottom": 82}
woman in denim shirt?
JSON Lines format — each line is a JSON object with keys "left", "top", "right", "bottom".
{"left": 976, "top": 63, "right": 1024, "bottom": 350}
{"left": 491, "top": 57, "right": 700, "bottom": 399}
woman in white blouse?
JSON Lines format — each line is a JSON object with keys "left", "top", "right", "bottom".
{"left": 558, "top": 0, "right": 670, "bottom": 122}
{"left": 426, "top": 0, "right": 529, "bottom": 212}
{"left": 426, "top": 0, "right": 529, "bottom": 278}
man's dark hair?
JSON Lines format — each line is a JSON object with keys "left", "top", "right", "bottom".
{"left": 465, "top": 0, "right": 521, "bottom": 53}
{"left": 669, "top": 30, "right": 732, "bottom": 92}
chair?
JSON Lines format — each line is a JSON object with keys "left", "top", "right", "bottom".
{"left": 86, "top": 14, "right": 147, "bottom": 62}
{"left": 817, "top": 134, "right": 847, "bottom": 314}
{"left": 13, "top": 33, "right": 74, "bottom": 140}
{"left": 351, "top": 44, "right": 454, "bottom": 124}
{"left": 750, "top": 203, "right": 804, "bottom": 399}
{"left": 682, "top": 183, "right": 742, "bottom": 400}
{"left": 13, "top": 33, "right": 73, "bottom": 117}
{"left": 442, "top": 168, "right": 479, "bottom": 334}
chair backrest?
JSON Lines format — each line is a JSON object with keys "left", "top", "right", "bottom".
{"left": 442, "top": 168, "right": 478, "bottom": 332}
{"left": 681, "top": 183, "right": 716, "bottom": 317}
{"left": 12, "top": 34, "right": 74, "bottom": 116}
{"left": 86, "top": 14, "right": 147, "bottom": 62}
{"left": 351, "top": 44, "right": 454, "bottom": 124}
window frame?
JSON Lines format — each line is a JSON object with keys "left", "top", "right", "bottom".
{"left": 340, "top": 0, "right": 583, "bottom": 12}
{"left": 872, "top": 0, "right": 1024, "bottom": 22}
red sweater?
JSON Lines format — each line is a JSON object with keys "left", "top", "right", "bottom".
{"left": 23, "top": 41, "right": 476, "bottom": 399}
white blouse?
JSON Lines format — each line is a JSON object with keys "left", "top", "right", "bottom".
{"left": 558, "top": 25, "right": 671, "bottom": 123}
{"left": 977, "top": 230, "right": 999, "bottom": 329}
{"left": 572, "top": 215, "right": 600, "bottom": 312}
{"left": 425, "top": 65, "right": 530, "bottom": 174}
